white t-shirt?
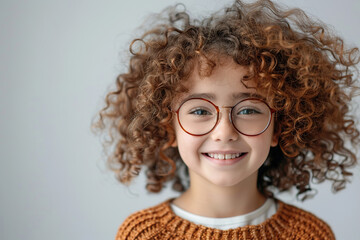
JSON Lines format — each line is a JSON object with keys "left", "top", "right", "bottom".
{"left": 170, "top": 198, "right": 277, "bottom": 230}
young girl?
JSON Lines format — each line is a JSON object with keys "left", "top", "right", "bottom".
{"left": 94, "top": 0, "right": 359, "bottom": 239}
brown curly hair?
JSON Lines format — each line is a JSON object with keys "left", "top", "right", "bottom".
{"left": 92, "top": 0, "right": 360, "bottom": 199}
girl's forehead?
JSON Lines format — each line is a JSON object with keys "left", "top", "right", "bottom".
{"left": 172, "top": 57, "right": 272, "bottom": 105}
{"left": 184, "top": 62, "right": 257, "bottom": 93}
{"left": 174, "top": 77, "right": 263, "bottom": 105}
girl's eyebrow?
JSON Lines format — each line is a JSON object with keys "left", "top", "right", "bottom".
{"left": 231, "top": 92, "right": 264, "bottom": 100}
{"left": 182, "top": 92, "right": 264, "bottom": 102}
{"left": 183, "top": 93, "right": 216, "bottom": 101}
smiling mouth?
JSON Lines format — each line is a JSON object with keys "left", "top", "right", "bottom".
{"left": 204, "top": 152, "right": 247, "bottom": 160}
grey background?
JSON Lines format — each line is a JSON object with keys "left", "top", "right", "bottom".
{"left": 1, "top": 0, "right": 359, "bottom": 239}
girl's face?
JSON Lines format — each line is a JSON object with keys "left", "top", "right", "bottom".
{"left": 173, "top": 59, "right": 278, "bottom": 188}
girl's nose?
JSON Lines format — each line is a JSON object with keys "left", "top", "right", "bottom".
{"left": 210, "top": 111, "right": 239, "bottom": 142}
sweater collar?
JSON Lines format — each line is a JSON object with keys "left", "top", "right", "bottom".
{"left": 154, "top": 198, "right": 290, "bottom": 238}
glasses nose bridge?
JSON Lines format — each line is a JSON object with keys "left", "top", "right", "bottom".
{"left": 217, "top": 105, "right": 234, "bottom": 124}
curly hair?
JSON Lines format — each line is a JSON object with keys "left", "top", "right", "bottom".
{"left": 92, "top": 0, "right": 360, "bottom": 199}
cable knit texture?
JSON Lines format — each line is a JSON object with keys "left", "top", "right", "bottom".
{"left": 116, "top": 199, "right": 335, "bottom": 240}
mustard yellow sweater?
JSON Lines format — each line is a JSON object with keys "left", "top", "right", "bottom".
{"left": 116, "top": 199, "right": 335, "bottom": 240}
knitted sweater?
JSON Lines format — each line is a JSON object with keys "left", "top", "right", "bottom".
{"left": 116, "top": 199, "right": 335, "bottom": 240}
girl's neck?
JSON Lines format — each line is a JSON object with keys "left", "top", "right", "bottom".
{"left": 173, "top": 171, "right": 266, "bottom": 218}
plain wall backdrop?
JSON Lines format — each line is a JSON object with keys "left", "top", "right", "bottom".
{"left": 1, "top": 0, "right": 359, "bottom": 239}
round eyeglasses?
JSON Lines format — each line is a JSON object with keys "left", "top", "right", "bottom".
{"left": 174, "top": 98, "right": 275, "bottom": 136}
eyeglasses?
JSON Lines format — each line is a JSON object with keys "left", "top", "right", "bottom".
{"left": 174, "top": 97, "right": 275, "bottom": 136}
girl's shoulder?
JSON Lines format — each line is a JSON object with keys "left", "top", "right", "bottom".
{"left": 115, "top": 198, "right": 335, "bottom": 240}
{"left": 275, "top": 200, "right": 335, "bottom": 239}
{"left": 115, "top": 199, "right": 173, "bottom": 240}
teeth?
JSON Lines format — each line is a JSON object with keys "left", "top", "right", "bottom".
{"left": 208, "top": 153, "right": 242, "bottom": 160}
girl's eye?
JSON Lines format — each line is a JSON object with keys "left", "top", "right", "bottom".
{"left": 189, "top": 108, "right": 212, "bottom": 115}
{"left": 238, "top": 108, "right": 260, "bottom": 115}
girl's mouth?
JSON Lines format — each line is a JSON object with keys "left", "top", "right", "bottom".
{"left": 202, "top": 152, "right": 248, "bottom": 166}
{"left": 203, "top": 152, "right": 247, "bottom": 160}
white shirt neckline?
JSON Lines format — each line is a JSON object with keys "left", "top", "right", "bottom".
{"left": 170, "top": 198, "right": 277, "bottom": 230}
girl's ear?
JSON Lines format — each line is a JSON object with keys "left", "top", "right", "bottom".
{"left": 171, "top": 139, "right": 177, "bottom": 147}
{"left": 271, "top": 129, "right": 280, "bottom": 147}
{"left": 271, "top": 136, "right": 278, "bottom": 147}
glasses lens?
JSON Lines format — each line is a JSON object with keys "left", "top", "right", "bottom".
{"left": 231, "top": 99, "right": 271, "bottom": 135}
{"left": 178, "top": 99, "right": 217, "bottom": 135}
